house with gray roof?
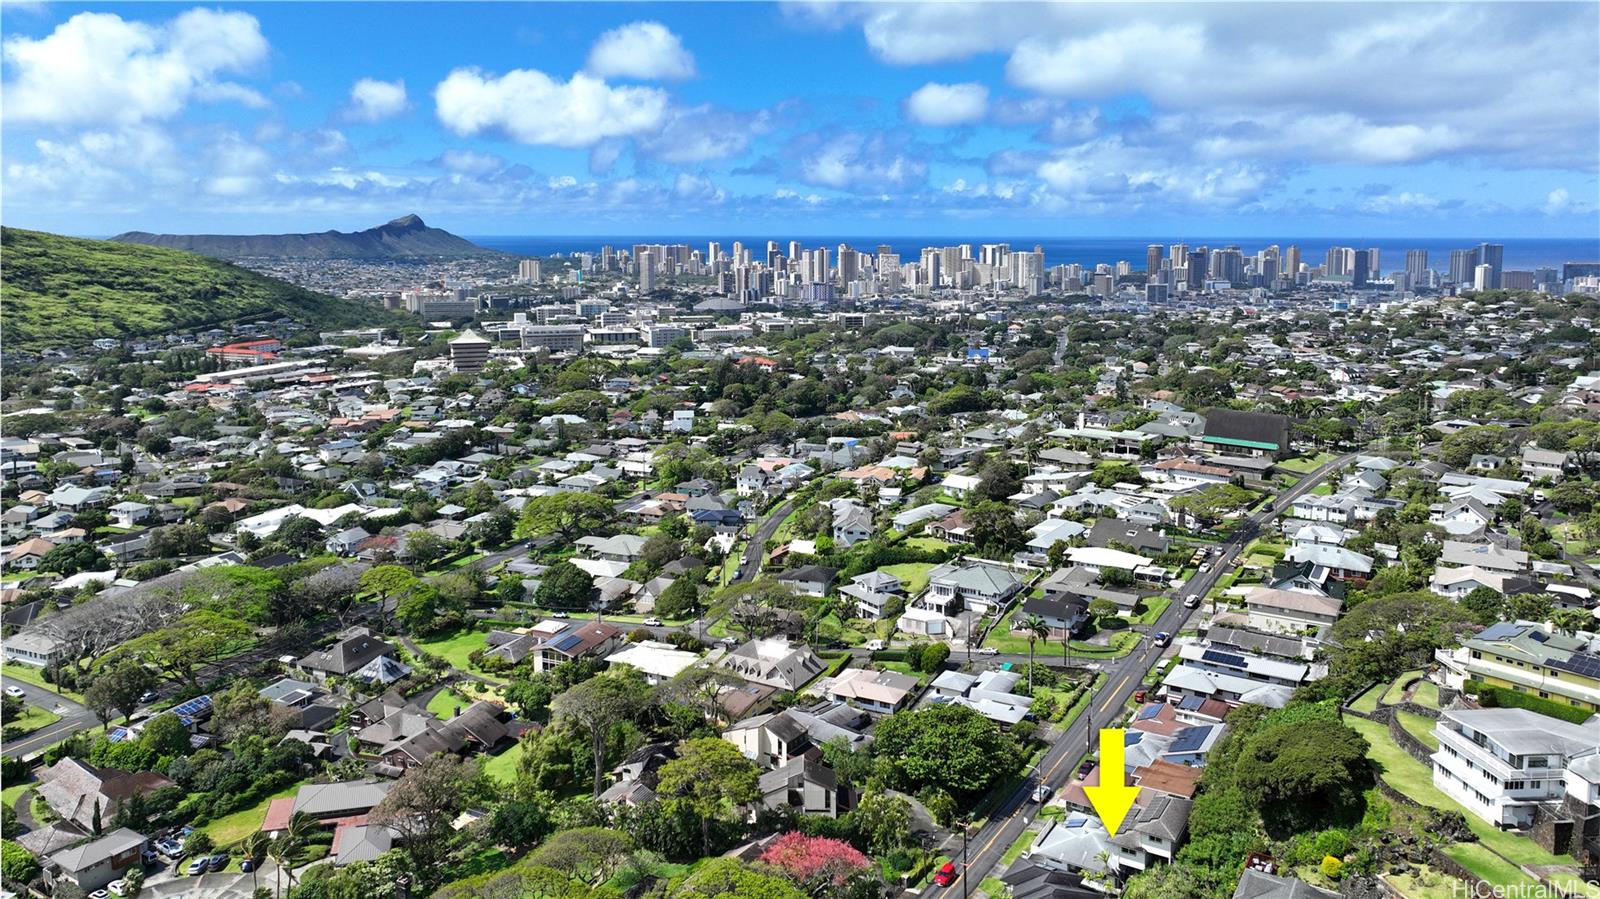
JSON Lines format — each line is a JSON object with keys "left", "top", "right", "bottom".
{"left": 45, "top": 827, "right": 146, "bottom": 893}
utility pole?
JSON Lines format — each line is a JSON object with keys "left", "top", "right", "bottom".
{"left": 961, "top": 817, "right": 971, "bottom": 899}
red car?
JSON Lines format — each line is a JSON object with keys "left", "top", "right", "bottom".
{"left": 933, "top": 863, "right": 957, "bottom": 887}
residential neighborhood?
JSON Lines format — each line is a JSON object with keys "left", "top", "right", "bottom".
{"left": 4, "top": 247, "right": 1599, "bottom": 899}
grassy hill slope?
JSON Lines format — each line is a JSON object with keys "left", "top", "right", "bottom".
{"left": 1, "top": 227, "right": 403, "bottom": 348}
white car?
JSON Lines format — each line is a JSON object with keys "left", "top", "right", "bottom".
{"left": 864, "top": 639, "right": 886, "bottom": 651}
{"left": 108, "top": 880, "right": 130, "bottom": 897}
{"left": 641, "top": 617, "right": 663, "bottom": 627}
{"left": 977, "top": 647, "right": 999, "bottom": 656}
{"left": 3, "top": 685, "right": 24, "bottom": 699}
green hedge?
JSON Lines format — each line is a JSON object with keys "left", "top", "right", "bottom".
{"left": 1466, "top": 679, "right": 1594, "bottom": 724}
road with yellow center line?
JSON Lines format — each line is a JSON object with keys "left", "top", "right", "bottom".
{"left": 921, "top": 450, "right": 1357, "bottom": 896}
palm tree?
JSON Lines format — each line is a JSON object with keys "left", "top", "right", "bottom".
{"left": 269, "top": 813, "right": 317, "bottom": 898}
{"left": 240, "top": 831, "right": 270, "bottom": 895}
{"left": 1022, "top": 614, "right": 1050, "bottom": 695}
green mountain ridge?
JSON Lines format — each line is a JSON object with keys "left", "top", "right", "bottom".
{"left": 1, "top": 227, "right": 405, "bottom": 349}
{"left": 110, "top": 213, "right": 501, "bottom": 260}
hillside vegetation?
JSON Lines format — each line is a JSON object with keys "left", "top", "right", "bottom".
{"left": 1, "top": 227, "right": 401, "bottom": 348}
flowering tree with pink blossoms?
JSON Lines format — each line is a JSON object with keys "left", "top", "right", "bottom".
{"left": 758, "top": 832, "right": 872, "bottom": 886}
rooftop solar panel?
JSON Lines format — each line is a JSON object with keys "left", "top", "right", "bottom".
{"left": 1177, "top": 694, "right": 1205, "bottom": 710}
{"left": 1065, "top": 818, "right": 1087, "bottom": 829}
{"left": 1201, "top": 650, "right": 1248, "bottom": 668}
{"left": 552, "top": 633, "right": 584, "bottom": 652}
{"left": 1134, "top": 704, "right": 1162, "bottom": 721}
{"left": 171, "top": 695, "right": 213, "bottom": 718}
{"left": 1170, "top": 726, "right": 1212, "bottom": 753}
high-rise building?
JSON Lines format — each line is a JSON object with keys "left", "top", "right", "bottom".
{"left": 1352, "top": 250, "right": 1370, "bottom": 288}
{"left": 448, "top": 329, "right": 492, "bottom": 374}
{"left": 1146, "top": 244, "right": 1164, "bottom": 274}
{"left": 1170, "top": 243, "right": 1189, "bottom": 267}
{"left": 1186, "top": 252, "right": 1206, "bottom": 289}
{"left": 1405, "top": 250, "right": 1429, "bottom": 287}
{"left": 1449, "top": 248, "right": 1480, "bottom": 286}
{"left": 1366, "top": 248, "right": 1381, "bottom": 278}
{"left": 1325, "top": 247, "right": 1349, "bottom": 276}
{"left": 1284, "top": 245, "right": 1301, "bottom": 277}
{"left": 517, "top": 259, "right": 541, "bottom": 283}
{"left": 920, "top": 248, "right": 942, "bottom": 290}
{"left": 638, "top": 250, "right": 657, "bottom": 294}
{"left": 1475, "top": 263, "right": 1494, "bottom": 291}
{"left": 1477, "top": 243, "right": 1504, "bottom": 289}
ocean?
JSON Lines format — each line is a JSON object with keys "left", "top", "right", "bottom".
{"left": 467, "top": 235, "right": 1599, "bottom": 272}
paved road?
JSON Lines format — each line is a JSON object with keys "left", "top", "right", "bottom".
{"left": 734, "top": 498, "right": 795, "bottom": 585}
{"left": 922, "top": 450, "right": 1357, "bottom": 896}
{"left": 0, "top": 678, "right": 98, "bottom": 759}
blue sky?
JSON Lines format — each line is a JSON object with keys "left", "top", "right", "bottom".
{"left": 1, "top": 1, "right": 1596, "bottom": 238}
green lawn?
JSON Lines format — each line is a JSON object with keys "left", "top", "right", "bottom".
{"left": 880, "top": 562, "right": 936, "bottom": 594}
{"left": 1, "top": 662, "right": 85, "bottom": 703}
{"left": 1412, "top": 680, "right": 1440, "bottom": 709}
{"left": 2, "top": 778, "right": 34, "bottom": 810}
{"left": 205, "top": 781, "right": 304, "bottom": 846}
{"left": 984, "top": 610, "right": 1138, "bottom": 657}
{"left": 1345, "top": 715, "right": 1581, "bottom": 878}
{"left": 427, "top": 688, "right": 474, "bottom": 719}
{"left": 1131, "top": 596, "right": 1170, "bottom": 626}
{"left": 1396, "top": 710, "right": 1440, "bottom": 751}
{"left": 410, "top": 629, "right": 504, "bottom": 682}
{"left": 1349, "top": 683, "right": 1385, "bottom": 714}
{"left": 5, "top": 703, "right": 61, "bottom": 736}
{"left": 1441, "top": 844, "right": 1543, "bottom": 893}
{"left": 902, "top": 536, "right": 954, "bottom": 552}
{"left": 1383, "top": 670, "right": 1423, "bottom": 706}
{"left": 482, "top": 742, "right": 522, "bottom": 784}
{"left": 1277, "top": 452, "right": 1337, "bottom": 475}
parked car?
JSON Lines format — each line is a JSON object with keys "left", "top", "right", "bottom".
{"left": 1133, "top": 689, "right": 1147, "bottom": 703}
{"left": 933, "top": 862, "right": 957, "bottom": 887}
{"left": 108, "top": 880, "right": 130, "bottom": 897}
{"left": 1077, "top": 759, "right": 1095, "bottom": 779}
{"left": 641, "top": 617, "right": 662, "bottom": 627}
{"left": 186, "top": 858, "right": 210, "bottom": 875}
{"left": 1154, "top": 632, "right": 1172, "bottom": 647}
{"left": 141, "top": 847, "right": 159, "bottom": 866}
{"left": 138, "top": 690, "right": 157, "bottom": 703}
{"left": 550, "top": 611, "right": 570, "bottom": 619}
{"left": 155, "top": 838, "right": 183, "bottom": 857}
{"left": 88, "top": 890, "right": 109, "bottom": 899}
{"left": 864, "top": 639, "right": 886, "bottom": 651}
{"left": 241, "top": 858, "right": 256, "bottom": 873}
{"left": 1183, "top": 595, "right": 1200, "bottom": 608}
{"left": 1031, "top": 783, "right": 1053, "bottom": 803}
{"left": 3, "top": 685, "right": 23, "bottom": 698}
{"left": 207, "top": 852, "right": 230, "bottom": 871}
{"left": 977, "top": 647, "right": 999, "bottom": 656}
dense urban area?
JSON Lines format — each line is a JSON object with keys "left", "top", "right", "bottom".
{"left": 4, "top": 226, "right": 1600, "bottom": 899}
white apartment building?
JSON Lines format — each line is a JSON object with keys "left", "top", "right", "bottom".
{"left": 1431, "top": 707, "right": 1600, "bottom": 828}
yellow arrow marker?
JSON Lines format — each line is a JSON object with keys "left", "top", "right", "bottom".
{"left": 1082, "top": 727, "right": 1141, "bottom": 836}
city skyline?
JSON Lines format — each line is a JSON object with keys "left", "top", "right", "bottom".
{"left": 2, "top": 1, "right": 1597, "bottom": 238}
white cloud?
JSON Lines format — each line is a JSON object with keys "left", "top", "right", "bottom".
{"left": 904, "top": 82, "right": 988, "bottom": 126}
{"left": 2, "top": 8, "right": 269, "bottom": 126}
{"left": 435, "top": 149, "right": 507, "bottom": 176}
{"left": 798, "top": 133, "right": 928, "bottom": 189}
{"left": 1359, "top": 191, "right": 1441, "bottom": 214}
{"left": 674, "top": 172, "right": 725, "bottom": 203}
{"left": 635, "top": 104, "right": 768, "bottom": 163}
{"left": 1545, "top": 188, "right": 1571, "bottom": 215}
{"left": 346, "top": 78, "right": 408, "bottom": 122}
{"left": 434, "top": 68, "right": 669, "bottom": 147}
{"left": 586, "top": 21, "right": 695, "bottom": 80}
{"left": 829, "top": 3, "right": 1599, "bottom": 170}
